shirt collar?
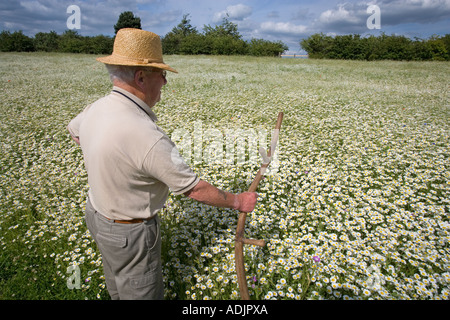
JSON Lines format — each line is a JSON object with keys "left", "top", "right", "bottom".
{"left": 111, "top": 86, "right": 158, "bottom": 123}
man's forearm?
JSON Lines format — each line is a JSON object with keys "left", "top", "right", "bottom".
{"left": 184, "top": 180, "right": 239, "bottom": 210}
{"left": 184, "top": 180, "right": 258, "bottom": 213}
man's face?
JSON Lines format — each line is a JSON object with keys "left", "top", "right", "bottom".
{"left": 140, "top": 69, "right": 167, "bottom": 108}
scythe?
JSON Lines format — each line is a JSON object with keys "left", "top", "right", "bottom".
{"left": 234, "top": 112, "right": 284, "bottom": 300}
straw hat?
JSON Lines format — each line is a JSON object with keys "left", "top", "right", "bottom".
{"left": 97, "top": 28, "right": 177, "bottom": 73}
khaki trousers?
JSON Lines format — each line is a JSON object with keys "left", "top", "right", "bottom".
{"left": 85, "top": 198, "right": 164, "bottom": 300}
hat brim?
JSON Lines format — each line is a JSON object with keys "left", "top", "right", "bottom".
{"left": 96, "top": 55, "right": 178, "bottom": 73}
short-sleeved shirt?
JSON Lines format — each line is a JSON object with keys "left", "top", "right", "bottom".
{"left": 67, "top": 86, "right": 200, "bottom": 220}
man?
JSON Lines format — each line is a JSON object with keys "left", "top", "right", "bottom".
{"left": 67, "top": 28, "right": 258, "bottom": 300}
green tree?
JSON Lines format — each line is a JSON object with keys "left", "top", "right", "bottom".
{"left": 203, "top": 17, "right": 242, "bottom": 40}
{"left": 363, "top": 35, "right": 382, "bottom": 60}
{"left": 203, "top": 17, "right": 247, "bottom": 55}
{"left": 0, "top": 31, "right": 35, "bottom": 52}
{"left": 328, "top": 34, "right": 366, "bottom": 60}
{"left": 179, "top": 33, "right": 211, "bottom": 55}
{"left": 248, "top": 39, "right": 288, "bottom": 57}
{"left": 162, "top": 12, "right": 288, "bottom": 57}
{"left": 34, "top": 31, "right": 59, "bottom": 52}
{"left": 377, "top": 33, "right": 412, "bottom": 60}
{"left": 162, "top": 14, "right": 198, "bottom": 54}
{"left": 426, "top": 35, "right": 449, "bottom": 61}
{"left": 58, "top": 30, "right": 83, "bottom": 53}
{"left": 300, "top": 33, "right": 333, "bottom": 59}
{"left": 90, "top": 35, "right": 114, "bottom": 54}
{"left": 300, "top": 33, "right": 450, "bottom": 61}
{"left": 173, "top": 13, "right": 198, "bottom": 37}
{"left": 114, "top": 11, "right": 142, "bottom": 34}
{"left": 441, "top": 34, "right": 450, "bottom": 59}
{"left": 0, "top": 31, "right": 13, "bottom": 51}
{"left": 82, "top": 35, "right": 114, "bottom": 54}
{"left": 207, "top": 35, "right": 247, "bottom": 55}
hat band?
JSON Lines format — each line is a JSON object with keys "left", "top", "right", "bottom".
{"left": 112, "top": 53, "right": 163, "bottom": 65}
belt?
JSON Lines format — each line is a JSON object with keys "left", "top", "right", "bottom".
{"left": 88, "top": 197, "right": 154, "bottom": 224}
{"left": 104, "top": 216, "right": 154, "bottom": 224}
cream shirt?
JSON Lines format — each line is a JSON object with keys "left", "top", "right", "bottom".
{"left": 68, "top": 86, "right": 199, "bottom": 220}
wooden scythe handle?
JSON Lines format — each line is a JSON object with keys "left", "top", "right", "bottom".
{"left": 234, "top": 112, "right": 284, "bottom": 300}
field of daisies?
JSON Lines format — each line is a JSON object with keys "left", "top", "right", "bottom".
{"left": 0, "top": 52, "right": 449, "bottom": 300}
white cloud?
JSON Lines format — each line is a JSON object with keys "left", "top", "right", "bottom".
{"left": 20, "top": 0, "right": 51, "bottom": 14}
{"left": 260, "top": 21, "right": 308, "bottom": 36}
{"left": 376, "top": 0, "right": 450, "bottom": 24}
{"left": 2, "top": 0, "right": 181, "bottom": 36}
{"left": 213, "top": 4, "right": 252, "bottom": 23}
{"left": 319, "top": 4, "right": 363, "bottom": 25}
{"left": 314, "top": 0, "right": 450, "bottom": 34}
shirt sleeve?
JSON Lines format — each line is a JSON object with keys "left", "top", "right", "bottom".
{"left": 67, "top": 104, "right": 92, "bottom": 139}
{"left": 142, "top": 134, "right": 200, "bottom": 195}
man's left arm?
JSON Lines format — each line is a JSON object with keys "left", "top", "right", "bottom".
{"left": 67, "top": 104, "right": 91, "bottom": 146}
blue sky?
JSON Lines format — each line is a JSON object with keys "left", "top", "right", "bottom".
{"left": 1, "top": 0, "right": 449, "bottom": 54}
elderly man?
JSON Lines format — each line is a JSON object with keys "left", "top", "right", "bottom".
{"left": 67, "top": 28, "right": 257, "bottom": 300}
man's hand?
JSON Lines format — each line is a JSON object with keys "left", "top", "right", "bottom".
{"left": 184, "top": 180, "right": 258, "bottom": 213}
{"left": 234, "top": 192, "right": 258, "bottom": 213}
{"left": 71, "top": 136, "right": 80, "bottom": 145}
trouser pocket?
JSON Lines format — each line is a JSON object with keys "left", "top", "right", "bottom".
{"left": 129, "top": 267, "right": 164, "bottom": 300}
{"left": 145, "top": 216, "right": 160, "bottom": 251}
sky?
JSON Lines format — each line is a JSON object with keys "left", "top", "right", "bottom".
{"left": 1, "top": 0, "right": 449, "bottom": 54}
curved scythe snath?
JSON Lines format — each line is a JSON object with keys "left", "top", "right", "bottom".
{"left": 234, "top": 112, "right": 284, "bottom": 300}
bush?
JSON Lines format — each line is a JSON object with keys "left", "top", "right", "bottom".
{"left": 34, "top": 31, "right": 59, "bottom": 52}
{"left": 179, "top": 34, "right": 212, "bottom": 55}
{"left": 58, "top": 30, "right": 84, "bottom": 53}
{"left": 301, "top": 33, "right": 449, "bottom": 61}
{"left": 0, "top": 30, "right": 113, "bottom": 54}
{"left": 162, "top": 15, "right": 287, "bottom": 57}
{"left": 1, "top": 13, "right": 287, "bottom": 57}
{"left": 247, "top": 39, "right": 288, "bottom": 57}
{"left": 0, "top": 31, "right": 35, "bottom": 52}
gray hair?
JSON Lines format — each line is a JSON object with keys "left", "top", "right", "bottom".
{"left": 105, "top": 64, "right": 155, "bottom": 84}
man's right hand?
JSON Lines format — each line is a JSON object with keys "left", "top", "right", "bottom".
{"left": 184, "top": 180, "right": 258, "bottom": 213}
{"left": 234, "top": 192, "right": 258, "bottom": 213}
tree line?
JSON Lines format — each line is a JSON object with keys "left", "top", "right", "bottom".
{"left": 161, "top": 14, "right": 287, "bottom": 56}
{"left": 0, "top": 30, "right": 113, "bottom": 54}
{"left": 300, "top": 33, "right": 450, "bottom": 61}
{"left": 0, "top": 12, "right": 140, "bottom": 54}
{"left": 0, "top": 12, "right": 287, "bottom": 57}
{"left": 3, "top": 10, "right": 449, "bottom": 60}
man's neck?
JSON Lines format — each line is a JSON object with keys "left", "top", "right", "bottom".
{"left": 113, "top": 81, "right": 146, "bottom": 104}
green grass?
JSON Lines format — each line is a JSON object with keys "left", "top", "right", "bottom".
{"left": 0, "top": 52, "right": 449, "bottom": 300}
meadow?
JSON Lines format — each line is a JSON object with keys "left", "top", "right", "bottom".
{"left": 0, "top": 52, "right": 448, "bottom": 300}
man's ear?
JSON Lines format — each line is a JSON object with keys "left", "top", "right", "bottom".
{"left": 134, "top": 70, "right": 145, "bottom": 90}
